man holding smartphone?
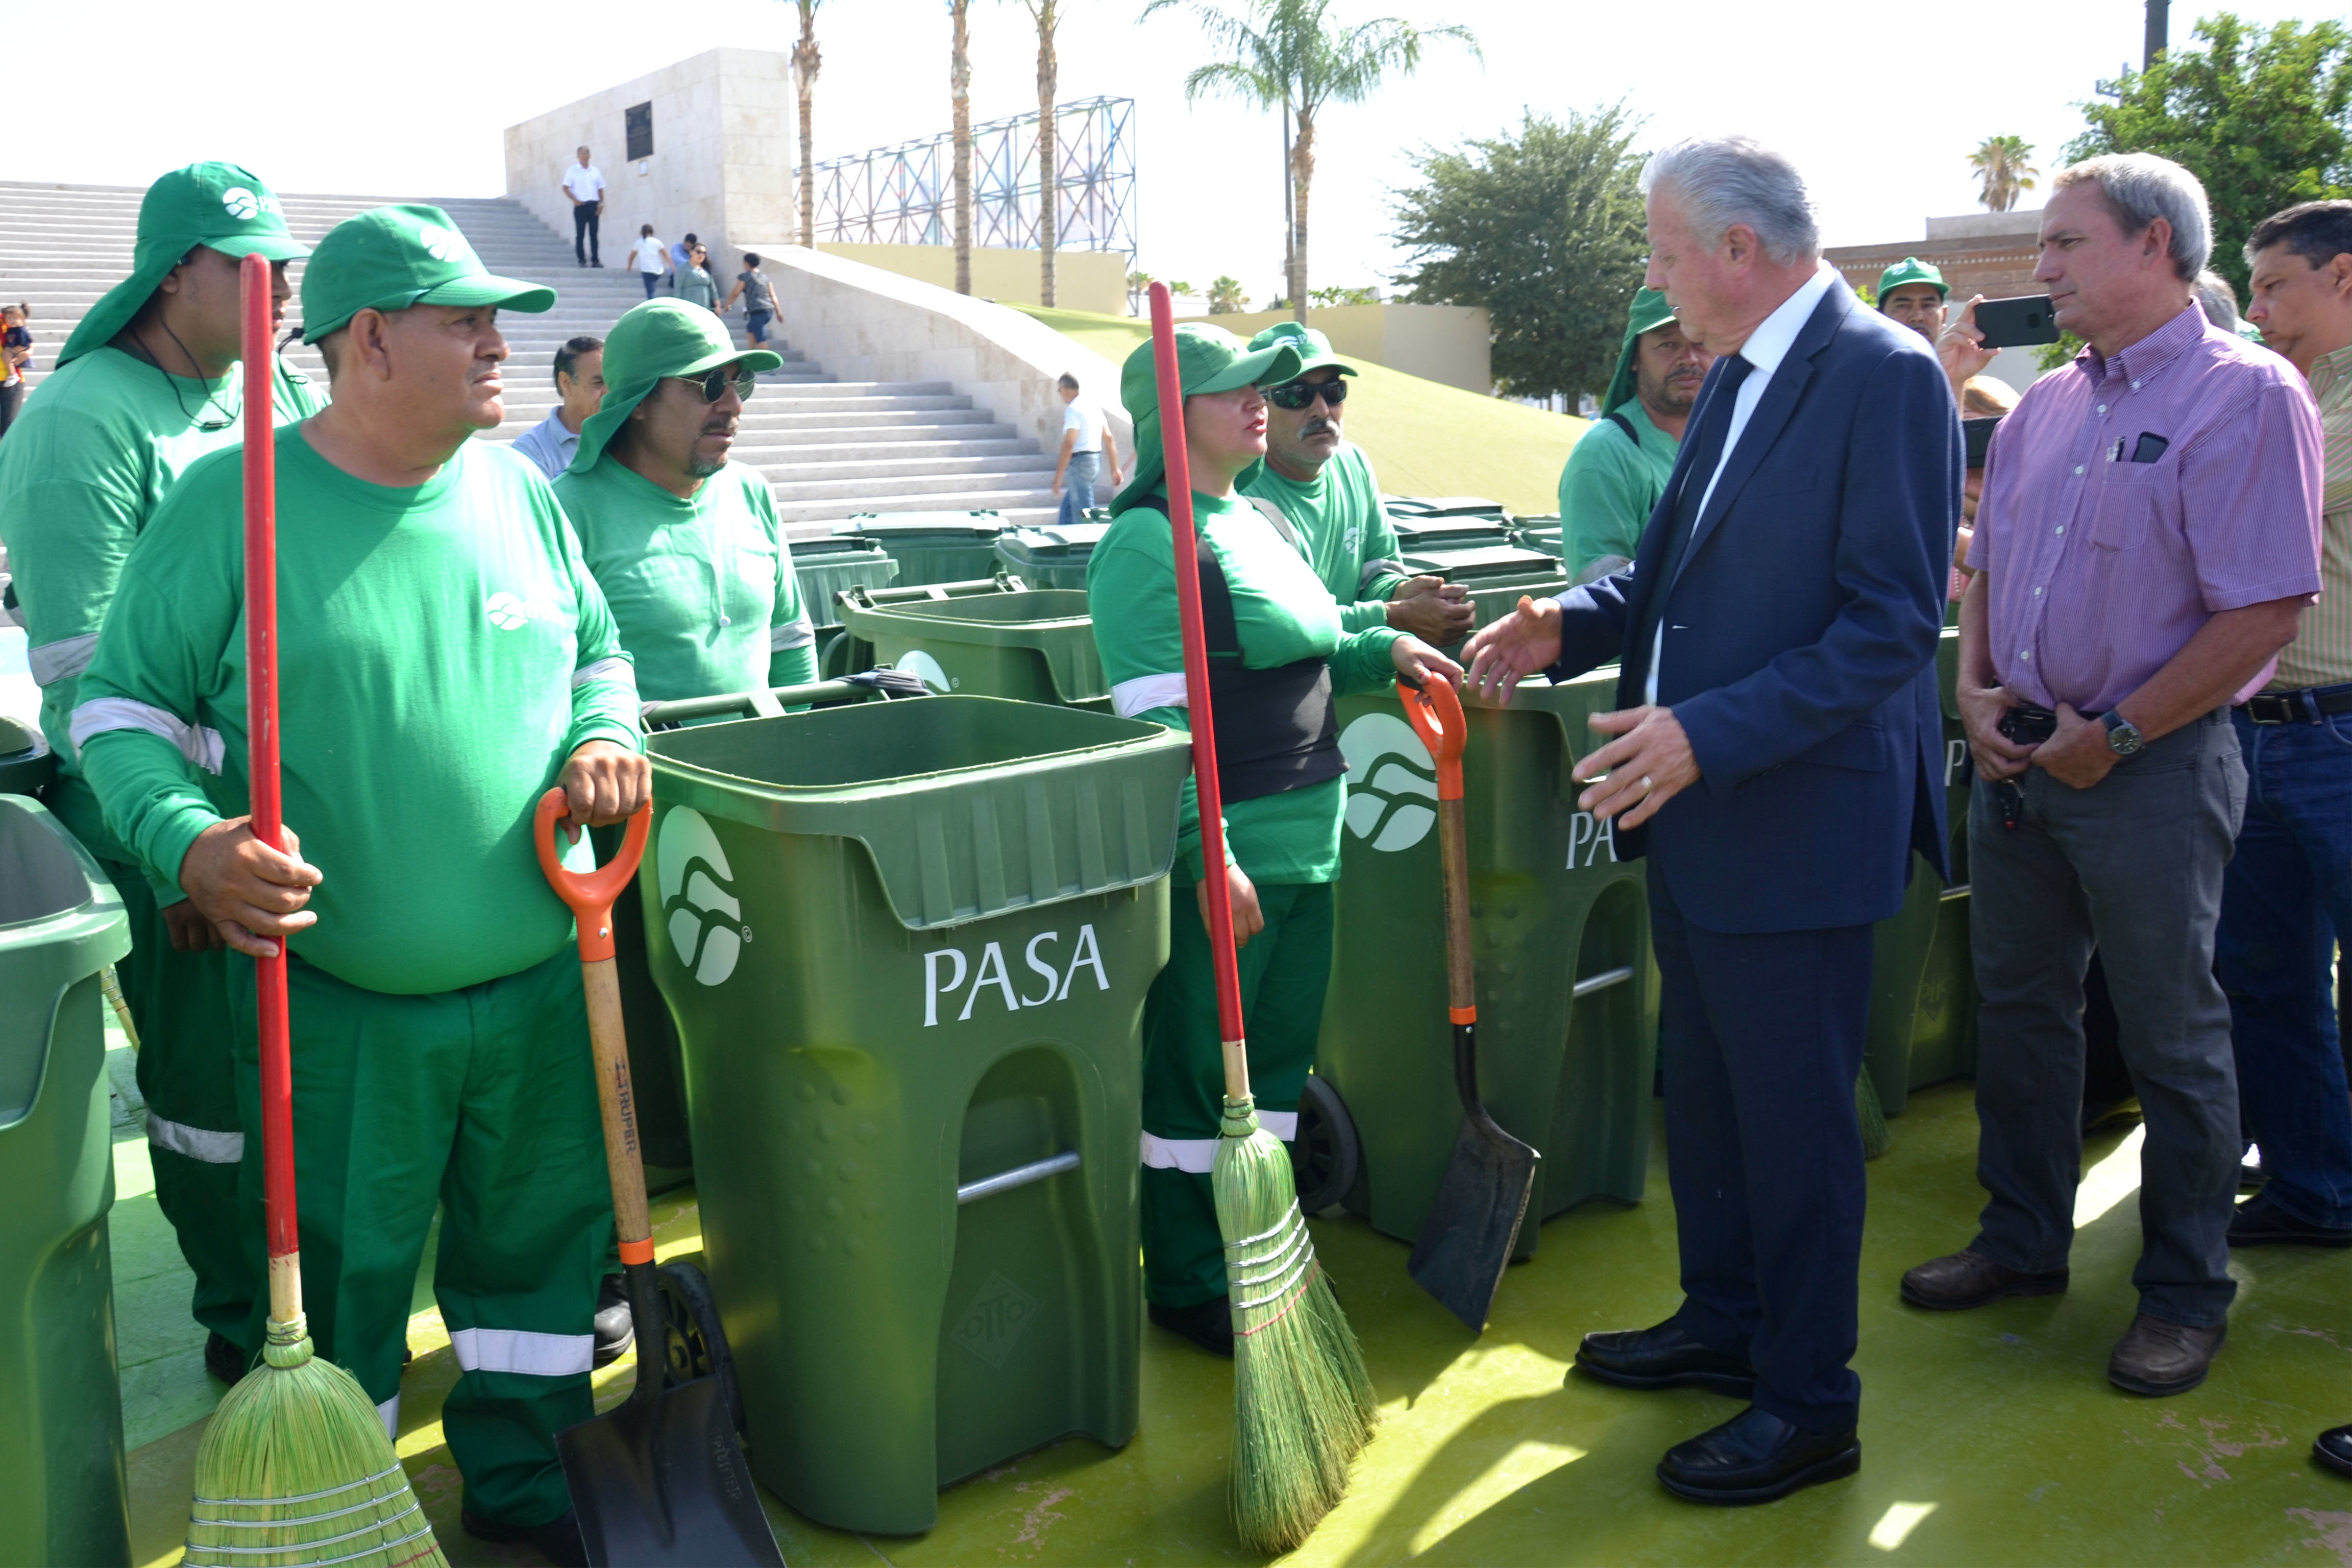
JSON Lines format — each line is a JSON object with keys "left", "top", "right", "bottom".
{"left": 1907, "top": 155, "right": 2323, "bottom": 1399}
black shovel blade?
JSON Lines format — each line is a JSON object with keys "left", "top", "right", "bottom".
{"left": 557, "top": 1376, "right": 785, "bottom": 1568}
{"left": 1407, "top": 1111, "right": 1539, "bottom": 1334}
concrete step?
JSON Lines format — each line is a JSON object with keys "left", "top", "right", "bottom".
{"left": 771, "top": 488, "right": 1061, "bottom": 527}
{"left": 725, "top": 436, "right": 1028, "bottom": 464}
{"left": 763, "top": 465, "right": 1056, "bottom": 504}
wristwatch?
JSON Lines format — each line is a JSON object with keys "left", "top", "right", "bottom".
{"left": 2101, "top": 709, "right": 2144, "bottom": 756}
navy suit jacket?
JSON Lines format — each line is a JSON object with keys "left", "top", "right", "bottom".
{"left": 1550, "top": 282, "right": 1959, "bottom": 935}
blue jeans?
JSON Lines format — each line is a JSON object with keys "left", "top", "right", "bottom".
{"left": 2218, "top": 705, "right": 2352, "bottom": 1228}
{"left": 640, "top": 271, "right": 662, "bottom": 299}
{"left": 1057, "top": 450, "right": 1100, "bottom": 529}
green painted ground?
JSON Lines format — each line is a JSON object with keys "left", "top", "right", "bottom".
{"left": 117, "top": 1069, "right": 2352, "bottom": 1566}
{"left": 1012, "top": 305, "right": 1585, "bottom": 518}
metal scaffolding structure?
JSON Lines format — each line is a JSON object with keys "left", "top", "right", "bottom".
{"left": 810, "top": 96, "right": 1137, "bottom": 262}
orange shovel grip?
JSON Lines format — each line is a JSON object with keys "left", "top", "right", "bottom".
{"left": 533, "top": 787, "right": 651, "bottom": 962}
{"left": 1397, "top": 677, "right": 1467, "bottom": 801}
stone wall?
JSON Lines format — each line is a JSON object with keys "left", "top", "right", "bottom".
{"left": 815, "top": 244, "right": 1129, "bottom": 316}
{"left": 1181, "top": 303, "right": 1493, "bottom": 393}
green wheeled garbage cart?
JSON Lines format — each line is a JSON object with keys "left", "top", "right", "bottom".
{"left": 641, "top": 689, "right": 1191, "bottom": 1535}
{"left": 1513, "top": 514, "right": 1563, "bottom": 561}
{"left": 0, "top": 715, "right": 56, "bottom": 799}
{"left": 837, "top": 578, "right": 1109, "bottom": 712}
{"left": 791, "top": 535, "right": 898, "bottom": 675}
{"left": 992, "top": 518, "right": 1110, "bottom": 590}
{"left": 1308, "top": 669, "right": 1659, "bottom": 1256}
{"left": 0, "top": 794, "right": 133, "bottom": 1568}
{"left": 833, "top": 510, "right": 1006, "bottom": 588}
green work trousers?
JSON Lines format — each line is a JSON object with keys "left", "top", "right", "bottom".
{"left": 1140, "top": 877, "right": 1335, "bottom": 1308}
{"left": 101, "top": 847, "right": 255, "bottom": 1352}
{"left": 228, "top": 946, "right": 612, "bottom": 1528}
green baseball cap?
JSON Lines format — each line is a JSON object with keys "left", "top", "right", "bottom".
{"left": 1877, "top": 256, "right": 1949, "bottom": 301}
{"left": 1109, "top": 323, "right": 1304, "bottom": 516}
{"left": 300, "top": 205, "right": 555, "bottom": 343}
{"left": 1602, "top": 287, "right": 1681, "bottom": 415}
{"left": 1247, "top": 321, "right": 1357, "bottom": 381}
{"left": 572, "top": 299, "right": 783, "bottom": 473}
{"left": 59, "top": 161, "right": 311, "bottom": 368}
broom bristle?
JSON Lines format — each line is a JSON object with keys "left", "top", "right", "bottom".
{"left": 1857, "top": 1068, "right": 1891, "bottom": 1161}
{"left": 184, "top": 1316, "right": 447, "bottom": 1568}
{"left": 1215, "top": 1096, "right": 1376, "bottom": 1555}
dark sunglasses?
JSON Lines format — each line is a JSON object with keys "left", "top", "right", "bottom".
{"left": 1266, "top": 377, "right": 1349, "bottom": 410}
{"left": 675, "top": 365, "right": 759, "bottom": 403}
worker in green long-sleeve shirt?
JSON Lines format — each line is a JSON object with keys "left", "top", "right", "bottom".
{"left": 73, "top": 205, "right": 648, "bottom": 1566}
{"left": 1242, "top": 321, "right": 1473, "bottom": 645}
{"left": 0, "top": 161, "right": 322, "bottom": 1384}
{"left": 1088, "top": 322, "right": 1461, "bottom": 1357}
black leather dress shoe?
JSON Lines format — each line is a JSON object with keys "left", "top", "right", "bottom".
{"left": 204, "top": 1332, "right": 247, "bottom": 1386}
{"left": 2315, "top": 1425, "right": 2352, "bottom": 1479}
{"left": 1657, "top": 1405, "right": 1860, "bottom": 1505}
{"left": 462, "top": 1506, "right": 589, "bottom": 1566}
{"left": 1148, "top": 1296, "right": 1234, "bottom": 1358}
{"left": 1574, "top": 1319, "right": 1756, "bottom": 1398}
{"left": 2230, "top": 1189, "right": 2352, "bottom": 1248}
{"left": 593, "top": 1272, "right": 635, "bottom": 1366}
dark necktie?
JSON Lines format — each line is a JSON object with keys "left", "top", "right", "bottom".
{"left": 1637, "top": 353, "right": 1755, "bottom": 680}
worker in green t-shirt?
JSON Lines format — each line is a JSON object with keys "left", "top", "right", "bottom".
{"left": 74, "top": 205, "right": 648, "bottom": 1565}
{"left": 1241, "top": 320, "right": 1473, "bottom": 645}
{"left": 1556, "top": 287, "right": 1711, "bottom": 583}
{"left": 1088, "top": 323, "right": 1460, "bottom": 1357}
{"left": 0, "top": 161, "right": 323, "bottom": 1384}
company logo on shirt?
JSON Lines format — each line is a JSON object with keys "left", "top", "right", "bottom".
{"left": 220, "top": 187, "right": 275, "bottom": 222}
{"left": 485, "top": 591, "right": 558, "bottom": 630}
{"left": 658, "top": 807, "right": 744, "bottom": 987}
{"left": 1339, "top": 712, "right": 1437, "bottom": 852}
{"left": 417, "top": 223, "right": 467, "bottom": 264}
{"left": 895, "top": 650, "right": 953, "bottom": 693}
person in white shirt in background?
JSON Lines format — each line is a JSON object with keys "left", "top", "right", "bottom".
{"left": 511, "top": 336, "right": 605, "bottom": 481}
{"left": 559, "top": 147, "right": 605, "bottom": 268}
{"left": 626, "top": 225, "right": 671, "bottom": 300}
{"left": 1051, "top": 371, "right": 1122, "bottom": 528}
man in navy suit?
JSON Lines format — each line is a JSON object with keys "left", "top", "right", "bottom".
{"left": 1465, "top": 135, "right": 1958, "bottom": 1505}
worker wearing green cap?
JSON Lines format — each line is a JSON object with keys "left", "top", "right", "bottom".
{"left": 1877, "top": 256, "right": 1950, "bottom": 341}
{"left": 0, "top": 161, "right": 323, "bottom": 1383}
{"left": 75, "top": 203, "right": 646, "bottom": 1565}
{"left": 1088, "top": 322, "right": 1461, "bottom": 1356}
{"left": 1557, "top": 288, "right": 1713, "bottom": 583}
{"left": 1241, "top": 321, "right": 1473, "bottom": 644}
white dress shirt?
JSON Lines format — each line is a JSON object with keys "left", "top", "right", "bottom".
{"left": 561, "top": 164, "right": 605, "bottom": 203}
{"left": 1645, "top": 262, "right": 1842, "bottom": 703}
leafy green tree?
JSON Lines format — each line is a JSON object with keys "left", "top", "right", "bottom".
{"left": 1309, "top": 284, "right": 1379, "bottom": 306}
{"left": 1390, "top": 104, "right": 1648, "bottom": 401}
{"left": 2066, "top": 13, "right": 2352, "bottom": 296}
{"left": 1969, "top": 134, "right": 2039, "bottom": 212}
{"left": 1208, "top": 275, "right": 1250, "bottom": 312}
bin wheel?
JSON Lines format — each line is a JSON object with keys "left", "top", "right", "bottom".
{"left": 1290, "top": 1075, "right": 1360, "bottom": 1216}
{"left": 655, "top": 1259, "right": 745, "bottom": 1436}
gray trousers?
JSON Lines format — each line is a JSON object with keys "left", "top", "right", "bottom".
{"left": 1968, "top": 708, "right": 2245, "bottom": 1328}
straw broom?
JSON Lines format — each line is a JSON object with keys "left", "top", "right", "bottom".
{"left": 183, "top": 255, "right": 446, "bottom": 1568}
{"left": 1145, "top": 284, "right": 1377, "bottom": 1554}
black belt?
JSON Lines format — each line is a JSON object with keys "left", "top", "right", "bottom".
{"left": 2244, "top": 684, "right": 2352, "bottom": 725}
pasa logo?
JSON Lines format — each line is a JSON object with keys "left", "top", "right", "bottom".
{"left": 418, "top": 223, "right": 465, "bottom": 263}
{"left": 923, "top": 926, "right": 1109, "bottom": 1025}
{"left": 658, "top": 807, "right": 744, "bottom": 986}
{"left": 1339, "top": 712, "right": 1437, "bottom": 852}
{"left": 485, "top": 591, "right": 556, "bottom": 630}
{"left": 895, "top": 650, "right": 952, "bottom": 693}
{"left": 220, "top": 187, "right": 262, "bottom": 221}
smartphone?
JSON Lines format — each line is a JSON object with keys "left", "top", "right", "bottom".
{"left": 1964, "top": 416, "right": 2001, "bottom": 468}
{"left": 1972, "top": 295, "right": 2060, "bottom": 349}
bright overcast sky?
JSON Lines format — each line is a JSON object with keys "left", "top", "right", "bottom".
{"left": 9, "top": 0, "right": 2328, "bottom": 310}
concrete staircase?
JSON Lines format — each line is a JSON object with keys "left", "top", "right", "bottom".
{"left": 0, "top": 182, "right": 1058, "bottom": 532}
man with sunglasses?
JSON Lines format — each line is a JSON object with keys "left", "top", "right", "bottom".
{"left": 0, "top": 161, "right": 323, "bottom": 1390}
{"left": 1242, "top": 322, "right": 1474, "bottom": 645}
{"left": 74, "top": 205, "right": 649, "bottom": 1565}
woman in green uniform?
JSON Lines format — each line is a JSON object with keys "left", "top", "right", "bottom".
{"left": 1088, "top": 323, "right": 1460, "bottom": 1355}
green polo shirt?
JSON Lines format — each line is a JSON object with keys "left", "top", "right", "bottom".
{"left": 1557, "top": 400, "right": 1680, "bottom": 582}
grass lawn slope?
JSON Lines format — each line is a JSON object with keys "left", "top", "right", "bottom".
{"left": 1014, "top": 304, "right": 1584, "bottom": 516}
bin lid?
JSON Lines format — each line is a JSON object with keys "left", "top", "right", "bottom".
{"left": 646, "top": 696, "right": 1192, "bottom": 930}
{"left": 790, "top": 535, "right": 891, "bottom": 560}
{"left": 1402, "top": 545, "right": 1561, "bottom": 582}
{"left": 996, "top": 522, "right": 1112, "bottom": 561}
{"left": 0, "top": 795, "right": 131, "bottom": 1124}
{"left": 840, "top": 588, "right": 1105, "bottom": 704}
{"left": 1393, "top": 517, "right": 1517, "bottom": 552}
{"left": 835, "top": 511, "right": 1006, "bottom": 541}
{"left": 0, "top": 714, "right": 46, "bottom": 761}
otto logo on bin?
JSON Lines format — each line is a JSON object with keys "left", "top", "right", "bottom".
{"left": 1339, "top": 712, "right": 1437, "bottom": 852}
{"left": 923, "top": 927, "right": 1110, "bottom": 1025}
{"left": 658, "top": 807, "right": 745, "bottom": 986}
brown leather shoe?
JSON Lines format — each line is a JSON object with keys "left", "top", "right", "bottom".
{"left": 1900, "top": 1248, "right": 2069, "bottom": 1310}
{"left": 2109, "top": 1314, "right": 2224, "bottom": 1396}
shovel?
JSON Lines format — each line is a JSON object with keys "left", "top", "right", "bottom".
{"left": 1396, "top": 678, "right": 1539, "bottom": 1334}
{"left": 532, "top": 788, "right": 786, "bottom": 1568}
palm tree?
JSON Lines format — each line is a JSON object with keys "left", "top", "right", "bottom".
{"left": 1970, "top": 134, "right": 2039, "bottom": 213}
{"left": 1208, "top": 275, "right": 1248, "bottom": 313}
{"left": 1019, "top": 1, "right": 1065, "bottom": 307}
{"left": 1142, "top": 0, "right": 1477, "bottom": 323}
{"left": 789, "top": 1, "right": 824, "bottom": 248}
{"left": 951, "top": 0, "right": 974, "bottom": 294}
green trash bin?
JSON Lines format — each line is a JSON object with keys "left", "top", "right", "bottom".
{"left": 639, "top": 690, "right": 1191, "bottom": 1534}
{"left": 992, "top": 520, "right": 1110, "bottom": 591}
{"left": 838, "top": 579, "right": 1109, "bottom": 711}
{"left": 0, "top": 715, "right": 56, "bottom": 799}
{"left": 791, "top": 535, "right": 899, "bottom": 675}
{"left": 0, "top": 794, "right": 133, "bottom": 1568}
{"left": 1397, "top": 541, "right": 1567, "bottom": 653}
{"left": 1513, "top": 514, "right": 1563, "bottom": 560}
{"left": 1863, "top": 627, "right": 1978, "bottom": 1114}
{"left": 1313, "top": 669, "right": 1659, "bottom": 1256}
{"left": 834, "top": 510, "right": 1005, "bottom": 588}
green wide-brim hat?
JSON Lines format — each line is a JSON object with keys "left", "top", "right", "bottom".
{"left": 572, "top": 299, "right": 783, "bottom": 473}
{"left": 1247, "top": 320, "right": 1357, "bottom": 381}
{"left": 59, "top": 162, "right": 311, "bottom": 367}
{"left": 1877, "top": 256, "right": 1949, "bottom": 301}
{"left": 1601, "top": 288, "right": 1678, "bottom": 415}
{"left": 1109, "top": 324, "right": 1304, "bottom": 516}
{"left": 300, "top": 204, "right": 555, "bottom": 343}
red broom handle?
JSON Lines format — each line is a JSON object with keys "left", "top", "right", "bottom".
{"left": 239, "top": 255, "right": 298, "bottom": 1289}
{"left": 1145, "top": 285, "right": 1250, "bottom": 1084}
